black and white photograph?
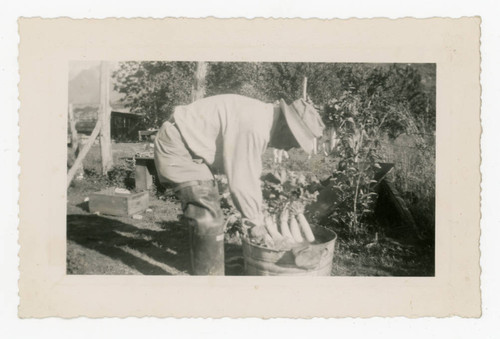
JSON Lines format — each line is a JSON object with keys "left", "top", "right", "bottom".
{"left": 17, "top": 17, "right": 481, "bottom": 319}
{"left": 66, "top": 61, "right": 436, "bottom": 277}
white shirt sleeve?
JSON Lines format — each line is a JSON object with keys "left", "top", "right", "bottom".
{"left": 224, "top": 130, "right": 266, "bottom": 226}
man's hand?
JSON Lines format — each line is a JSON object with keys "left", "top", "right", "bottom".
{"left": 250, "top": 225, "right": 268, "bottom": 240}
{"left": 243, "top": 218, "right": 268, "bottom": 245}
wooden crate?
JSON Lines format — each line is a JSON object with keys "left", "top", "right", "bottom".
{"left": 89, "top": 188, "right": 149, "bottom": 216}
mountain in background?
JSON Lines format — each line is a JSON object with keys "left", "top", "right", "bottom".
{"left": 68, "top": 65, "right": 124, "bottom": 105}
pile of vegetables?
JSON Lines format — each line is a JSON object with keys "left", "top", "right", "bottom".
{"left": 254, "top": 204, "right": 316, "bottom": 250}
{"left": 245, "top": 168, "right": 322, "bottom": 250}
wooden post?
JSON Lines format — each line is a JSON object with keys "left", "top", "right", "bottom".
{"left": 192, "top": 61, "right": 207, "bottom": 102}
{"left": 302, "top": 76, "right": 308, "bottom": 100}
{"left": 68, "top": 103, "right": 84, "bottom": 178}
{"left": 68, "top": 103, "right": 78, "bottom": 153}
{"left": 67, "top": 120, "right": 102, "bottom": 188}
{"left": 135, "top": 158, "right": 154, "bottom": 191}
{"left": 99, "top": 61, "right": 113, "bottom": 174}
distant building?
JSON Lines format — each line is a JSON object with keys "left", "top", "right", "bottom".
{"left": 72, "top": 103, "right": 144, "bottom": 141}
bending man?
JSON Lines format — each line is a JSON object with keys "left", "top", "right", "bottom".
{"left": 154, "top": 94, "right": 325, "bottom": 275}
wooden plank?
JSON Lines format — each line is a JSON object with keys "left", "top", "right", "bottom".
{"left": 99, "top": 61, "right": 113, "bottom": 174}
{"left": 138, "top": 129, "right": 158, "bottom": 137}
{"left": 374, "top": 163, "right": 395, "bottom": 183}
{"left": 89, "top": 192, "right": 129, "bottom": 216}
{"left": 67, "top": 119, "right": 102, "bottom": 188}
{"left": 135, "top": 159, "right": 153, "bottom": 191}
{"left": 375, "top": 180, "right": 420, "bottom": 240}
{"left": 127, "top": 191, "right": 150, "bottom": 215}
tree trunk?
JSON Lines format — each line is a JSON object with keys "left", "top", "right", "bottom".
{"left": 192, "top": 61, "right": 208, "bottom": 102}
{"left": 99, "top": 61, "right": 113, "bottom": 175}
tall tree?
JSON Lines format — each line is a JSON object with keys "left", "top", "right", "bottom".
{"left": 205, "top": 62, "right": 263, "bottom": 100}
{"left": 113, "top": 61, "right": 435, "bottom": 137}
{"left": 113, "top": 61, "right": 196, "bottom": 128}
{"left": 192, "top": 62, "right": 208, "bottom": 101}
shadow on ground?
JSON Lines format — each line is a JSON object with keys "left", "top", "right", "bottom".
{"left": 67, "top": 214, "right": 244, "bottom": 276}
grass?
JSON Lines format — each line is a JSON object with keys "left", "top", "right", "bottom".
{"left": 67, "top": 136, "right": 435, "bottom": 276}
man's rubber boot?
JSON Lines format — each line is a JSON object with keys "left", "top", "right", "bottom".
{"left": 176, "top": 180, "right": 225, "bottom": 276}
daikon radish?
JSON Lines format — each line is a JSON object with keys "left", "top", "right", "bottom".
{"left": 289, "top": 215, "right": 304, "bottom": 243}
{"left": 280, "top": 168, "right": 287, "bottom": 183}
{"left": 297, "top": 213, "right": 315, "bottom": 242}
{"left": 272, "top": 214, "right": 278, "bottom": 227}
{"left": 279, "top": 208, "right": 294, "bottom": 241}
{"left": 271, "top": 215, "right": 282, "bottom": 238}
{"left": 264, "top": 233, "right": 275, "bottom": 248}
{"left": 271, "top": 214, "right": 291, "bottom": 249}
{"left": 265, "top": 215, "right": 284, "bottom": 243}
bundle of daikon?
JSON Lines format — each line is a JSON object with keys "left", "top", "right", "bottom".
{"left": 250, "top": 204, "right": 316, "bottom": 250}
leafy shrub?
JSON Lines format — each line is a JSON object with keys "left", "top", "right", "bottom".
{"left": 321, "top": 62, "right": 435, "bottom": 236}
{"left": 323, "top": 92, "right": 381, "bottom": 234}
